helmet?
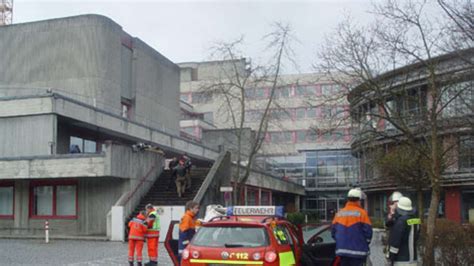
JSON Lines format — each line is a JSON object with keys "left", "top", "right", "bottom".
{"left": 397, "top": 197, "right": 413, "bottom": 211}
{"left": 347, "top": 188, "right": 362, "bottom": 199}
{"left": 390, "top": 191, "right": 403, "bottom": 202}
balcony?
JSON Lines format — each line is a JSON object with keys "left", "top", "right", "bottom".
{"left": 0, "top": 143, "right": 162, "bottom": 180}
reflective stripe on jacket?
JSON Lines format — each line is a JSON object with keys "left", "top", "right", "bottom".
{"left": 146, "top": 210, "right": 160, "bottom": 238}
{"left": 128, "top": 215, "right": 147, "bottom": 241}
{"left": 332, "top": 201, "right": 373, "bottom": 258}
{"left": 388, "top": 214, "right": 421, "bottom": 263}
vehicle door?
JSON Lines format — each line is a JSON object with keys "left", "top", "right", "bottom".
{"left": 283, "top": 223, "right": 303, "bottom": 265}
{"left": 164, "top": 220, "right": 180, "bottom": 266}
{"left": 302, "top": 224, "right": 336, "bottom": 266}
{"left": 272, "top": 224, "right": 297, "bottom": 266}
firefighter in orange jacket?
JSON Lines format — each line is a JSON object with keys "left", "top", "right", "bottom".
{"left": 128, "top": 211, "right": 148, "bottom": 266}
{"left": 145, "top": 204, "right": 160, "bottom": 266}
{"left": 178, "top": 201, "right": 200, "bottom": 264}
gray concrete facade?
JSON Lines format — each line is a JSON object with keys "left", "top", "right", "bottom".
{"left": 0, "top": 14, "right": 180, "bottom": 135}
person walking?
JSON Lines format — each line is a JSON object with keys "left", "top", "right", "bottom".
{"left": 387, "top": 196, "right": 421, "bottom": 266}
{"left": 174, "top": 160, "right": 187, "bottom": 198}
{"left": 144, "top": 204, "right": 160, "bottom": 266}
{"left": 332, "top": 188, "right": 373, "bottom": 266}
{"left": 180, "top": 153, "right": 192, "bottom": 191}
{"left": 178, "top": 201, "right": 200, "bottom": 264}
{"left": 128, "top": 211, "right": 148, "bottom": 266}
{"left": 168, "top": 157, "right": 179, "bottom": 189}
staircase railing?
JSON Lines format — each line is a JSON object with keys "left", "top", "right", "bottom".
{"left": 107, "top": 164, "right": 161, "bottom": 241}
{"left": 193, "top": 151, "right": 231, "bottom": 211}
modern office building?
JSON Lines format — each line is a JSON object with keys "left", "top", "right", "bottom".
{"left": 178, "top": 60, "right": 359, "bottom": 220}
{"left": 349, "top": 48, "right": 474, "bottom": 223}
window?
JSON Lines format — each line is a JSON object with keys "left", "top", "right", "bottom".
{"left": 255, "top": 88, "right": 266, "bottom": 98}
{"left": 0, "top": 183, "right": 14, "bottom": 218}
{"left": 296, "top": 131, "right": 307, "bottom": 142}
{"left": 192, "top": 92, "right": 212, "bottom": 104}
{"left": 296, "top": 108, "right": 306, "bottom": 120}
{"left": 247, "top": 188, "right": 258, "bottom": 205}
{"left": 261, "top": 190, "right": 271, "bottom": 205}
{"left": 307, "top": 131, "right": 318, "bottom": 142}
{"left": 443, "top": 81, "right": 473, "bottom": 118}
{"left": 180, "top": 94, "right": 190, "bottom": 102}
{"left": 276, "top": 87, "right": 291, "bottom": 98}
{"left": 296, "top": 85, "right": 316, "bottom": 96}
{"left": 307, "top": 107, "right": 318, "bottom": 118}
{"left": 203, "top": 112, "right": 214, "bottom": 124}
{"left": 321, "top": 106, "right": 333, "bottom": 119}
{"left": 121, "top": 102, "right": 131, "bottom": 119}
{"left": 245, "top": 88, "right": 255, "bottom": 98}
{"left": 459, "top": 136, "right": 474, "bottom": 170}
{"left": 70, "top": 136, "right": 98, "bottom": 154}
{"left": 30, "top": 181, "right": 77, "bottom": 218}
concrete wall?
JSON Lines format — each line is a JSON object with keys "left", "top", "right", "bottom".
{"left": 201, "top": 128, "right": 254, "bottom": 161}
{"left": 0, "top": 14, "right": 180, "bottom": 135}
{"left": 194, "top": 152, "right": 231, "bottom": 217}
{"left": 0, "top": 143, "right": 164, "bottom": 236}
{"left": 0, "top": 114, "right": 55, "bottom": 157}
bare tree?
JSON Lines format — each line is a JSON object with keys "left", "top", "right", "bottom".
{"left": 199, "top": 22, "right": 297, "bottom": 204}
{"left": 317, "top": 0, "right": 473, "bottom": 264}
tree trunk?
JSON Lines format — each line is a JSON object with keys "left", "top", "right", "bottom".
{"left": 417, "top": 188, "right": 424, "bottom": 221}
{"left": 423, "top": 182, "right": 440, "bottom": 266}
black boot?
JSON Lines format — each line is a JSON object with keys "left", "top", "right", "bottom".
{"left": 129, "top": 261, "right": 134, "bottom": 266}
{"left": 137, "top": 262, "right": 142, "bottom": 266}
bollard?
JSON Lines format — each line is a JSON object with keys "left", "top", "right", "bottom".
{"left": 45, "top": 220, "right": 49, "bottom": 243}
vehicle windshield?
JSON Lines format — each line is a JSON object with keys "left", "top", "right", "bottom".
{"left": 192, "top": 226, "right": 270, "bottom": 247}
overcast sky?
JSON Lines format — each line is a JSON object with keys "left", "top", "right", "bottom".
{"left": 13, "top": 0, "right": 375, "bottom": 73}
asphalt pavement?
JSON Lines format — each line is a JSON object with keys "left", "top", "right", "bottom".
{"left": 0, "top": 230, "right": 389, "bottom": 266}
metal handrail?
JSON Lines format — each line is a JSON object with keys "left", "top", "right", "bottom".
{"left": 121, "top": 165, "right": 157, "bottom": 206}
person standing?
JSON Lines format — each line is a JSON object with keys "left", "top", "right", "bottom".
{"left": 178, "top": 201, "right": 200, "bottom": 264}
{"left": 180, "top": 153, "right": 192, "bottom": 191}
{"left": 174, "top": 160, "right": 187, "bottom": 197}
{"left": 168, "top": 157, "right": 179, "bottom": 189}
{"left": 144, "top": 204, "right": 160, "bottom": 266}
{"left": 386, "top": 191, "right": 403, "bottom": 228}
{"left": 387, "top": 197, "right": 421, "bottom": 266}
{"left": 128, "top": 211, "right": 148, "bottom": 266}
{"left": 332, "top": 188, "right": 373, "bottom": 266}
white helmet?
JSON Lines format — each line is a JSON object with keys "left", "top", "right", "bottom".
{"left": 397, "top": 197, "right": 413, "bottom": 211}
{"left": 347, "top": 188, "right": 362, "bottom": 199}
{"left": 390, "top": 191, "right": 403, "bottom": 202}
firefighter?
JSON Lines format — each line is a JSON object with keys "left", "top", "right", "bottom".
{"left": 128, "top": 211, "right": 148, "bottom": 266}
{"left": 145, "top": 204, "right": 160, "bottom": 266}
{"left": 387, "top": 197, "right": 421, "bottom": 266}
{"left": 178, "top": 201, "right": 200, "bottom": 264}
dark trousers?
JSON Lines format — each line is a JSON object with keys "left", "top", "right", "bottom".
{"left": 340, "top": 256, "right": 365, "bottom": 266}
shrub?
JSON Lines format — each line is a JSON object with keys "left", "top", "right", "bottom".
{"left": 287, "top": 212, "right": 305, "bottom": 225}
{"left": 370, "top": 217, "right": 385, "bottom": 229}
{"left": 420, "top": 219, "right": 474, "bottom": 266}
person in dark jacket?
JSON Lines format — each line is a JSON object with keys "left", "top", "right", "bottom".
{"left": 332, "top": 188, "right": 372, "bottom": 266}
{"left": 386, "top": 191, "right": 403, "bottom": 228}
{"left": 173, "top": 160, "right": 187, "bottom": 198}
{"left": 168, "top": 157, "right": 179, "bottom": 189}
{"left": 387, "top": 196, "right": 421, "bottom": 266}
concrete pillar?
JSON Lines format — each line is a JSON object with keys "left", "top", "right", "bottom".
{"left": 110, "top": 206, "right": 124, "bottom": 241}
{"left": 295, "top": 195, "right": 300, "bottom": 212}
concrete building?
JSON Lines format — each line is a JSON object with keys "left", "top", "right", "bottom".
{"left": 178, "top": 60, "right": 359, "bottom": 220}
{"left": 0, "top": 15, "right": 304, "bottom": 237}
{"left": 349, "top": 48, "right": 474, "bottom": 223}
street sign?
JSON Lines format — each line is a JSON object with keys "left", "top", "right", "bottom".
{"left": 220, "top": 186, "right": 233, "bottom": 192}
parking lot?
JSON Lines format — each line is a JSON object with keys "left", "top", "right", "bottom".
{"left": 0, "top": 230, "right": 387, "bottom": 266}
{"left": 0, "top": 239, "right": 173, "bottom": 265}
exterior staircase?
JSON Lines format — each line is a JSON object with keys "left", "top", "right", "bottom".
{"left": 127, "top": 167, "right": 211, "bottom": 223}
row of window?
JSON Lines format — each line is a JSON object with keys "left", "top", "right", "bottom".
{"left": 245, "top": 106, "right": 349, "bottom": 122}
{"left": 180, "top": 84, "right": 346, "bottom": 104}
{"left": 266, "top": 129, "right": 352, "bottom": 144}
{"left": 0, "top": 181, "right": 77, "bottom": 219}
